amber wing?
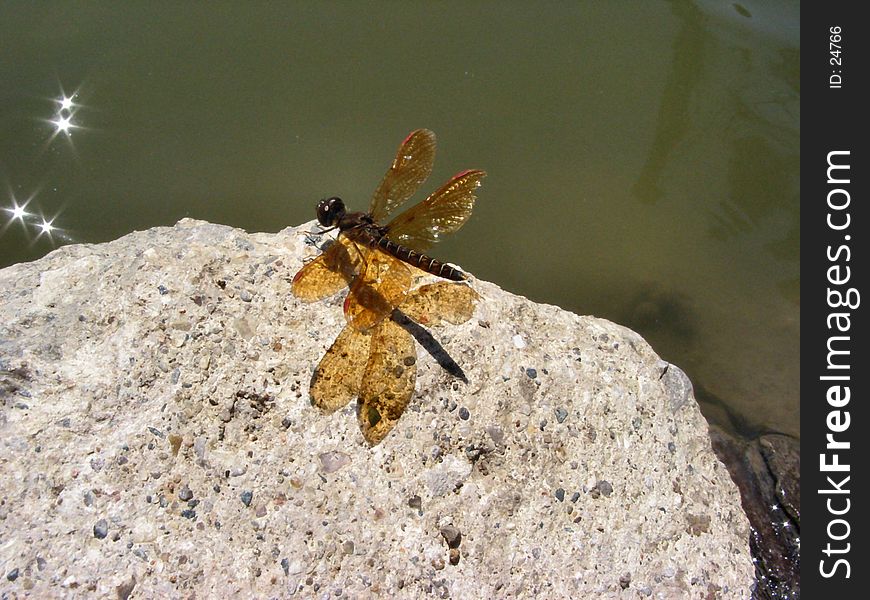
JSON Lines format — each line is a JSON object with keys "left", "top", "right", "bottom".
{"left": 385, "top": 169, "right": 486, "bottom": 251}
{"left": 400, "top": 282, "right": 479, "bottom": 327}
{"left": 369, "top": 129, "right": 437, "bottom": 223}
{"left": 309, "top": 324, "right": 373, "bottom": 413}
{"left": 291, "top": 237, "right": 365, "bottom": 302}
{"left": 343, "top": 251, "right": 412, "bottom": 331}
{"left": 309, "top": 280, "right": 478, "bottom": 445}
{"left": 357, "top": 317, "right": 418, "bottom": 445}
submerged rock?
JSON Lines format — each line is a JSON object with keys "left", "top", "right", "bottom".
{"left": 0, "top": 219, "right": 753, "bottom": 598}
{"left": 710, "top": 426, "right": 800, "bottom": 600}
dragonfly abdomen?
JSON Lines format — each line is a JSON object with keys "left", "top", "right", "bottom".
{"left": 376, "top": 236, "right": 466, "bottom": 281}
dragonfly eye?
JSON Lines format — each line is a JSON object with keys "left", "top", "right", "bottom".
{"left": 316, "top": 196, "right": 346, "bottom": 227}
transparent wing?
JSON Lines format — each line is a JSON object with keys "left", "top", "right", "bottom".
{"left": 344, "top": 251, "right": 412, "bottom": 331}
{"left": 309, "top": 323, "right": 372, "bottom": 413}
{"left": 369, "top": 129, "right": 437, "bottom": 223}
{"left": 401, "top": 282, "right": 479, "bottom": 326}
{"left": 385, "top": 170, "right": 485, "bottom": 251}
{"left": 291, "top": 237, "right": 365, "bottom": 302}
{"left": 357, "top": 318, "right": 417, "bottom": 445}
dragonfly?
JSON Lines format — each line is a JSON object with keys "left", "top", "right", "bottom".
{"left": 309, "top": 281, "right": 478, "bottom": 445}
{"left": 291, "top": 128, "right": 485, "bottom": 332}
{"left": 291, "top": 129, "right": 485, "bottom": 444}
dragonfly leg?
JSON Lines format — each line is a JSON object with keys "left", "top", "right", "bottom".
{"left": 347, "top": 239, "right": 371, "bottom": 280}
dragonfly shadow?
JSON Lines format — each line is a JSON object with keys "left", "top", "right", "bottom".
{"left": 391, "top": 309, "right": 468, "bottom": 384}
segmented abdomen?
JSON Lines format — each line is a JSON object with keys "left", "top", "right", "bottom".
{"left": 375, "top": 236, "right": 466, "bottom": 281}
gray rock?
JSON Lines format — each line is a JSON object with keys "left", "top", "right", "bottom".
{"left": 440, "top": 524, "right": 462, "bottom": 549}
{"left": 93, "top": 519, "right": 109, "bottom": 539}
{"left": 178, "top": 484, "right": 194, "bottom": 502}
{"left": 0, "top": 219, "right": 753, "bottom": 598}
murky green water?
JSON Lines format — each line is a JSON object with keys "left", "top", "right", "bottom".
{"left": 1, "top": 1, "right": 799, "bottom": 439}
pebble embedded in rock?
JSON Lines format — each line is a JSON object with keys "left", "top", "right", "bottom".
{"left": 94, "top": 519, "right": 109, "bottom": 539}
{"left": 555, "top": 407, "right": 568, "bottom": 423}
{"left": 464, "top": 445, "right": 482, "bottom": 461}
{"left": 440, "top": 525, "right": 462, "bottom": 549}
{"left": 240, "top": 490, "right": 253, "bottom": 507}
{"left": 178, "top": 484, "right": 194, "bottom": 501}
{"left": 319, "top": 451, "right": 351, "bottom": 474}
{"left": 555, "top": 488, "right": 565, "bottom": 502}
{"left": 458, "top": 407, "right": 470, "bottom": 420}
{"left": 6, "top": 568, "right": 19, "bottom": 581}
{"left": 486, "top": 425, "right": 504, "bottom": 444}
{"left": 526, "top": 368, "right": 537, "bottom": 379}
{"left": 117, "top": 575, "right": 137, "bottom": 600}
{"left": 449, "top": 547, "right": 461, "bottom": 566}
{"left": 408, "top": 495, "right": 422, "bottom": 510}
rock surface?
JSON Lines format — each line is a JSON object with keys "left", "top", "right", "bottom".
{"left": 0, "top": 219, "right": 754, "bottom": 598}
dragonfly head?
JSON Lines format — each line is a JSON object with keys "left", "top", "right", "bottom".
{"left": 316, "top": 196, "right": 346, "bottom": 227}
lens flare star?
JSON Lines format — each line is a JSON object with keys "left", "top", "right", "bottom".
{"left": 30, "top": 209, "right": 71, "bottom": 246}
{"left": 52, "top": 114, "right": 76, "bottom": 135}
{"left": 3, "top": 197, "right": 33, "bottom": 223}
{"left": 2, "top": 193, "right": 38, "bottom": 238}
{"left": 58, "top": 95, "right": 75, "bottom": 112}
{"left": 42, "top": 85, "right": 87, "bottom": 147}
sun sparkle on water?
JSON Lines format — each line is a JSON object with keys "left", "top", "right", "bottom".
{"left": 59, "top": 95, "right": 75, "bottom": 111}
{"left": 52, "top": 115, "right": 74, "bottom": 134}
{"left": 4, "top": 197, "right": 33, "bottom": 223}
{"left": 1, "top": 84, "right": 87, "bottom": 249}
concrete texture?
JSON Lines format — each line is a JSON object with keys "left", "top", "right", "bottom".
{"left": 0, "top": 219, "right": 754, "bottom": 598}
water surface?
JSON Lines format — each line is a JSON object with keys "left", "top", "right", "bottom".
{"left": 1, "top": 1, "right": 800, "bottom": 438}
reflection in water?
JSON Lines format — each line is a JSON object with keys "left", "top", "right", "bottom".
{"left": 711, "top": 135, "right": 790, "bottom": 240}
{"left": 632, "top": 0, "right": 704, "bottom": 205}
{"left": 622, "top": 0, "right": 799, "bottom": 441}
